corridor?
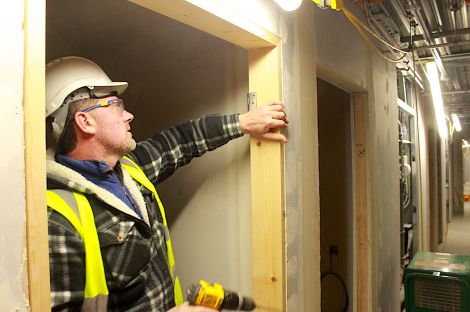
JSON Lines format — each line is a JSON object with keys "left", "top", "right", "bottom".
{"left": 442, "top": 183, "right": 470, "bottom": 255}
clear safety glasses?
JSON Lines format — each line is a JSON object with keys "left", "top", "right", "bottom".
{"left": 81, "top": 98, "right": 125, "bottom": 114}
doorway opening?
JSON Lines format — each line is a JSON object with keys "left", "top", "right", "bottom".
{"left": 318, "top": 78, "right": 353, "bottom": 312}
{"left": 46, "top": 0, "right": 252, "bottom": 294}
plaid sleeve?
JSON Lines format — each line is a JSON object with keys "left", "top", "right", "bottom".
{"left": 48, "top": 209, "right": 86, "bottom": 311}
{"left": 127, "top": 114, "right": 243, "bottom": 185}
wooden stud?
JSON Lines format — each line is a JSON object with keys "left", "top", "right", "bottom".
{"left": 354, "top": 92, "right": 370, "bottom": 312}
{"left": 24, "top": 0, "right": 51, "bottom": 310}
{"left": 129, "top": 0, "right": 279, "bottom": 49}
{"left": 249, "top": 46, "right": 285, "bottom": 312}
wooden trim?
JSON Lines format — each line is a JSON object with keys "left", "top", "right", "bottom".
{"left": 354, "top": 92, "right": 370, "bottom": 312}
{"left": 24, "top": 0, "right": 51, "bottom": 310}
{"left": 249, "top": 46, "right": 285, "bottom": 312}
{"left": 129, "top": 0, "right": 280, "bottom": 48}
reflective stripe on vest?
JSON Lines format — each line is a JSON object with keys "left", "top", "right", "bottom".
{"left": 120, "top": 156, "right": 184, "bottom": 305}
{"left": 47, "top": 190, "right": 109, "bottom": 311}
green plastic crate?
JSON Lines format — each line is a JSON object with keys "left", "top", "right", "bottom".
{"left": 405, "top": 252, "right": 470, "bottom": 312}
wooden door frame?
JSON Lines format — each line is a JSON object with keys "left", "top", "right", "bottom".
{"left": 316, "top": 70, "right": 371, "bottom": 312}
{"left": 26, "top": 0, "right": 285, "bottom": 310}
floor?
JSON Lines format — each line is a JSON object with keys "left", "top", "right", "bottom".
{"left": 441, "top": 202, "right": 470, "bottom": 255}
{"left": 441, "top": 182, "right": 470, "bottom": 255}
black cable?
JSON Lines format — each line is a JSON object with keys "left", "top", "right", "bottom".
{"left": 320, "top": 249, "right": 349, "bottom": 312}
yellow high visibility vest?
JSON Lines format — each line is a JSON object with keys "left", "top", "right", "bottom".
{"left": 47, "top": 156, "right": 184, "bottom": 307}
{"left": 47, "top": 190, "right": 109, "bottom": 311}
{"left": 120, "top": 156, "right": 184, "bottom": 305}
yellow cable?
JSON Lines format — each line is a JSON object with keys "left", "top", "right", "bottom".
{"left": 342, "top": 9, "right": 407, "bottom": 63}
{"left": 341, "top": 7, "right": 408, "bottom": 54}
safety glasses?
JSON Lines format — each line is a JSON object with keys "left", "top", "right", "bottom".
{"left": 81, "top": 98, "right": 125, "bottom": 114}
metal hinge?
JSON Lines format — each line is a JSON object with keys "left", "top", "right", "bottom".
{"left": 247, "top": 92, "right": 257, "bottom": 111}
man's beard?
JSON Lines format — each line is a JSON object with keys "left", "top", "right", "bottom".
{"left": 99, "top": 135, "right": 137, "bottom": 157}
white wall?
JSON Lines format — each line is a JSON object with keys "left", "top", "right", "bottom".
{"left": 0, "top": 1, "right": 29, "bottom": 310}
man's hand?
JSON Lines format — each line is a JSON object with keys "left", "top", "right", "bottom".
{"left": 239, "top": 101, "right": 288, "bottom": 143}
{"left": 169, "top": 302, "right": 219, "bottom": 312}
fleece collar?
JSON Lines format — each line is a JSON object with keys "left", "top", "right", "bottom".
{"left": 47, "top": 153, "right": 150, "bottom": 226}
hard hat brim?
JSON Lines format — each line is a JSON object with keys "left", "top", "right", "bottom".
{"left": 90, "top": 82, "right": 128, "bottom": 97}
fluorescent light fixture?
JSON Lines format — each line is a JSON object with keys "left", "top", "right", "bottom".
{"left": 274, "top": 0, "right": 303, "bottom": 11}
{"left": 451, "top": 113, "right": 462, "bottom": 132}
{"left": 426, "top": 62, "right": 448, "bottom": 139}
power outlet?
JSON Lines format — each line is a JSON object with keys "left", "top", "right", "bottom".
{"left": 329, "top": 245, "right": 338, "bottom": 256}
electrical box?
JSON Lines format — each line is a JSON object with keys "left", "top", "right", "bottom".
{"left": 405, "top": 252, "right": 470, "bottom": 311}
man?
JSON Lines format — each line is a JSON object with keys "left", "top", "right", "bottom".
{"left": 46, "top": 56, "right": 288, "bottom": 312}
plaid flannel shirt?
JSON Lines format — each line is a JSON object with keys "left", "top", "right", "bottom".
{"left": 47, "top": 114, "right": 243, "bottom": 311}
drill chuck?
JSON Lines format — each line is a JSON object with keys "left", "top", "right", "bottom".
{"left": 186, "top": 280, "right": 256, "bottom": 311}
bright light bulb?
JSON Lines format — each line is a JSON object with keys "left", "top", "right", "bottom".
{"left": 426, "top": 62, "right": 448, "bottom": 139}
{"left": 451, "top": 113, "right": 462, "bottom": 132}
{"left": 274, "top": 0, "right": 303, "bottom": 11}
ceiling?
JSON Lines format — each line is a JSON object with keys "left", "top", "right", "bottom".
{"left": 353, "top": 0, "right": 470, "bottom": 125}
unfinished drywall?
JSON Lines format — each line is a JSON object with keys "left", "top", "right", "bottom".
{"left": 314, "top": 3, "right": 400, "bottom": 311}
{"left": 318, "top": 78, "right": 353, "bottom": 311}
{"left": 47, "top": 0, "right": 251, "bottom": 294}
{"left": 280, "top": 3, "right": 320, "bottom": 312}
{"left": 0, "top": 1, "right": 29, "bottom": 310}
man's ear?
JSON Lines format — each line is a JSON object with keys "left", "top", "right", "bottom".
{"left": 74, "top": 112, "right": 97, "bottom": 135}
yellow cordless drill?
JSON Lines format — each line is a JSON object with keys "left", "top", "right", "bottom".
{"left": 186, "top": 280, "right": 256, "bottom": 311}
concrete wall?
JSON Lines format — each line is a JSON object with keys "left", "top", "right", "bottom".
{"left": 0, "top": 1, "right": 30, "bottom": 310}
{"left": 314, "top": 3, "right": 400, "bottom": 311}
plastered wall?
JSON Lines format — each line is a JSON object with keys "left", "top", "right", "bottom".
{"left": 281, "top": 3, "right": 319, "bottom": 312}
{"left": 314, "top": 3, "right": 400, "bottom": 311}
{"left": 0, "top": 1, "right": 29, "bottom": 310}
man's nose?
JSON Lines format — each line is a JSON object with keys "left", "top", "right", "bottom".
{"left": 124, "top": 110, "right": 134, "bottom": 122}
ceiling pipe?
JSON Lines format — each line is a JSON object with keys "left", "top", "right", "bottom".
{"left": 428, "top": 0, "right": 453, "bottom": 57}
{"left": 360, "top": 1, "right": 425, "bottom": 89}
{"left": 407, "top": 0, "right": 450, "bottom": 84}
{"left": 405, "top": 39, "right": 470, "bottom": 51}
{"left": 415, "top": 52, "right": 470, "bottom": 63}
{"left": 423, "top": 89, "right": 470, "bottom": 96}
{"left": 374, "top": 0, "right": 425, "bottom": 89}
{"left": 400, "top": 27, "right": 470, "bottom": 42}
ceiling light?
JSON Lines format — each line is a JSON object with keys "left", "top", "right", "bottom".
{"left": 426, "top": 62, "right": 448, "bottom": 139}
{"left": 451, "top": 113, "right": 462, "bottom": 132}
{"left": 274, "top": 0, "right": 303, "bottom": 11}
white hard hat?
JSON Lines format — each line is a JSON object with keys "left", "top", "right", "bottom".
{"left": 46, "top": 56, "right": 128, "bottom": 140}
